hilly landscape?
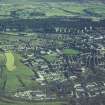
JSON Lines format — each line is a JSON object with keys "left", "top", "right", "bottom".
{"left": 0, "top": 1, "right": 105, "bottom": 20}
{"left": 0, "top": 0, "right": 105, "bottom": 105}
{"left": 0, "top": 0, "right": 105, "bottom": 3}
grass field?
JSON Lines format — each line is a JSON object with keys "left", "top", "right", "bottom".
{"left": 43, "top": 53, "right": 57, "bottom": 62}
{"left": 5, "top": 53, "right": 34, "bottom": 91}
{"left": 63, "top": 49, "right": 80, "bottom": 56}
{"left": 5, "top": 51, "right": 16, "bottom": 71}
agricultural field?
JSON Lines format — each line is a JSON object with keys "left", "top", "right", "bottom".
{"left": 4, "top": 53, "right": 34, "bottom": 91}
{"left": 0, "top": 2, "right": 105, "bottom": 19}
{"left": 0, "top": 99, "right": 65, "bottom": 105}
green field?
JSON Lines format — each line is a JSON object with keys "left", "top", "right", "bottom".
{"left": 5, "top": 53, "right": 34, "bottom": 91}
{"left": 5, "top": 51, "right": 16, "bottom": 71}
{"left": 63, "top": 49, "right": 80, "bottom": 56}
{"left": 43, "top": 53, "right": 57, "bottom": 62}
{"left": 0, "top": 2, "right": 105, "bottom": 19}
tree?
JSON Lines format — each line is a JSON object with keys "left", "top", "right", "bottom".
{"left": 0, "top": 66, "right": 7, "bottom": 96}
{"left": 0, "top": 51, "right": 7, "bottom": 96}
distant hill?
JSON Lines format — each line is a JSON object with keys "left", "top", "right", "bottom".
{"left": 0, "top": 0, "right": 105, "bottom": 3}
